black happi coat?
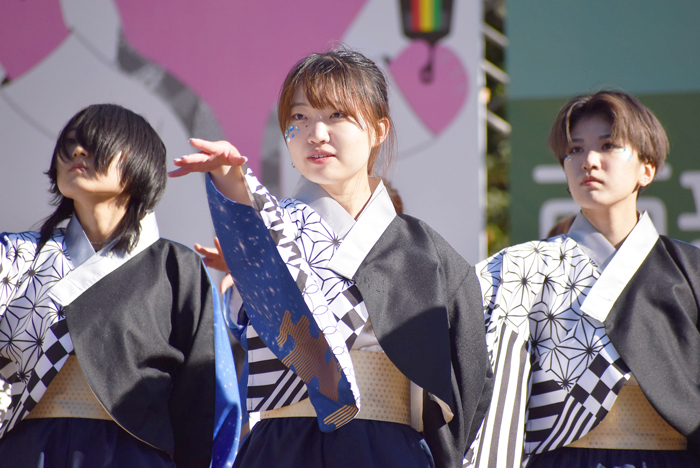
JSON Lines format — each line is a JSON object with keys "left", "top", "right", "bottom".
{"left": 606, "top": 236, "right": 700, "bottom": 454}
{"left": 64, "top": 239, "right": 217, "bottom": 467}
{"left": 0, "top": 218, "right": 217, "bottom": 468}
{"left": 355, "top": 214, "right": 494, "bottom": 467}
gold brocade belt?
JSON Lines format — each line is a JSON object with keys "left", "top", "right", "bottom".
{"left": 26, "top": 355, "right": 112, "bottom": 421}
{"left": 567, "top": 375, "right": 686, "bottom": 450}
{"left": 261, "top": 350, "right": 412, "bottom": 426}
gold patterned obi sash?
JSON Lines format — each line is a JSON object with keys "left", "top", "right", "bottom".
{"left": 26, "top": 355, "right": 111, "bottom": 421}
{"left": 261, "top": 350, "right": 411, "bottom": 426}
{"left": 567, "top": 375, "right": 686, "bottom": 450}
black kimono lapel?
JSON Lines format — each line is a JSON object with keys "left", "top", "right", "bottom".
{"left": 606, "top": 236, "right": 700, "bottom": 451}
{"left": 354, "top": 214, "right": 493, "bottom": 467}
{"left": 65, "top": 239, "right": 216, "bottom": 468}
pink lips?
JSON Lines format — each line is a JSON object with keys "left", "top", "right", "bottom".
{"left": 307, "top": 150, "right": 335, "bottom": 164}
{"left": 70, "top": 163, "right": 88, "bottom": 172}
{"left": 581, "top": 175, "right": 601, "bottom": 186}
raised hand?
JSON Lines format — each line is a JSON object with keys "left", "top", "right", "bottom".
{"left": 168, "top": 138, "right": 248, "bottom": 178}
{"left": 195, "top": 238, "right": 235, "bottom": 293}
{"left": 195, "top": 237, "right": 228, "bottom": 272}
{"left": 170, "top": 138, "right": 252, "bottom": 205}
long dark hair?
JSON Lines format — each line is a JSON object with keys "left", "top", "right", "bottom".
{"left": 40, "top": 104, "right": 167, "bottom": 253}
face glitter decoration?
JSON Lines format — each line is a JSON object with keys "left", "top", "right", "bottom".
{"left": 285, "top": 125, "right": 300, "bottom": 143}
{"left": 563, "top": 115, "right": 654, "bottom": 214}
{"left": 564, "top": 146, "right": 630, "bottom": 163}
{"left": 613, "top": 147, "right": 633, "bottom": 162}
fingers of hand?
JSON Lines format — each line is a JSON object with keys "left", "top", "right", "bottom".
{"left": 224, "top": 152, "right": 247, "bottom": 166}
{"left": 189, "top": 139, "right": 247, "bottom": 167}
{"left": 169, "top": 152, "right": 221, "bottom": 175}
{"left": 220, "top": 274, "right": 234, "bottom": 294}
{"left": 188, "top": 138, "right": 222, "bottom": 153}
{"left": 175, "top": 152, "right": 215, "bottom": 165}
{"left": 194, "top": 243, "right": 218, "bottom": 257}
{"left": 167, "top": 166, "right": 191, "bottom": 178}
{"left": 195, "top": 242, "right": 228, "bottom": 272}
{"left": 189, "top": 139, "right": 235, "bottom": 158}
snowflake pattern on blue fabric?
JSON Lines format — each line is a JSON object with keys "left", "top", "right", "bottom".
{"left": 232, "top": 171, "right": 368, "bottom": 415}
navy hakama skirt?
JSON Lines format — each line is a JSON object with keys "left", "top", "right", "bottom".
{"left": 0, "top": 418, "right": 175, "bottom": 468}
{"left": 527, "top": 447, "right": 700, "bottom": 468}
{"left": 233, "top": 417, "right": 434, "bottom": 468}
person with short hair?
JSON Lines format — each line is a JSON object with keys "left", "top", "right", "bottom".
{"left": 471, "top": 90, "right": 700, "bottom": 468}
{"left": 0, "top": 104, "right": 240, "bottom": 468}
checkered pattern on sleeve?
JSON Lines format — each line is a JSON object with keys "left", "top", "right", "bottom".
{"left": 468, "top": 236, "right": 631, "bottom": 468}
{"left": 0, "top": 381, "right": 10, "bottom": 422}
{"left": 0, "top": 231, "right": 75, "bottom": 437}
{"left": 241, "top": 171, "right": 367, "bottom": 412}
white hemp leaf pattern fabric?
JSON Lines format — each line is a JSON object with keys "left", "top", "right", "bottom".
{"left": 471, "top": 235, "right": 630, "bottom": 467}
{"left": 0, "top": 231, "right": 74, "bottom": 437}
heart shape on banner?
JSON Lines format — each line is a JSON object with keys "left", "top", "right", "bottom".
{"left": 388, "top": 40, "right": 468, "bottom": 136}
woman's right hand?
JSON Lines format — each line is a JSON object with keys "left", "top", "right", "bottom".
{"left": 170, "top": 138, "right": 252, "bottom": 205}
{"left": 168, "top": 138, "right": 247, "bottom": 178}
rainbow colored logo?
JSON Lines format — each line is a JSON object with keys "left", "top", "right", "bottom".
{"left": 399, "top": 0, "right": 454, "bottom": 82}
{"left": 408, "top": 0, "right": 447, "bottom": 33}
{"left": 401, "top": 0, "right": 453, "bottom": 40}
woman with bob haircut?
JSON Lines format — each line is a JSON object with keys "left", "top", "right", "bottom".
{"left": 0, "top": 103, "right": 240, "bottom": 468}
{"left": 171, "top": 49, "right": 493, "bottom": 468}
{"left": 471, "top": 90, "right": 700, "bottom": 467}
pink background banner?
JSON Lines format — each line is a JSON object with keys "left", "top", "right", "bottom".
{"left": 0, "top": 0, "right": 484, "bottom": 262}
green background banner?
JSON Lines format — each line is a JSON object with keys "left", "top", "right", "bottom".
{"left": 508, "top": 1, "right": 700, "bottom": 245}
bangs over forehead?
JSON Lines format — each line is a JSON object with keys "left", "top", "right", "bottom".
{"left": 296, "top": 67, "right": 366, "bottom": 124}
{"left": 45, "top": 104, "right": 167, "bottom": 254}
{"left": 51, "top": 105, "right": 166, "bottom": 197}
{"left": 278, "top": 52, "right": 388, "bottom": 132}
{"left": 55, "top": 105, "right": 132, "bottom": 173}
{"left": 549, "top": 90, "right": 669, "bottom": 170}
{"left": 277, "top": 49, "right": 395, "bottom": 176}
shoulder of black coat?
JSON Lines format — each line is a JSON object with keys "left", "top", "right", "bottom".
{"left": 659, "top": 235, "right": 700, "bottom": 260}
{"left": 148, "top": 238, "right": 207, "bottom": 269}
{"left": 395, "top": 213, "right": 471, "bottom": 274}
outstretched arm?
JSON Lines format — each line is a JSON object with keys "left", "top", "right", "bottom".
{"left": 168, "top": 138, "right": 251, "bottom": 206}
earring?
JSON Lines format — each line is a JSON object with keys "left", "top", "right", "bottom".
{"left": 291, "top": 161, "right": 295, "bottom": 168}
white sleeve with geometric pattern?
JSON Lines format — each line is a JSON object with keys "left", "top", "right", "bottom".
{"left": 466, "top": 250, "right": 530, "bottom": 468}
